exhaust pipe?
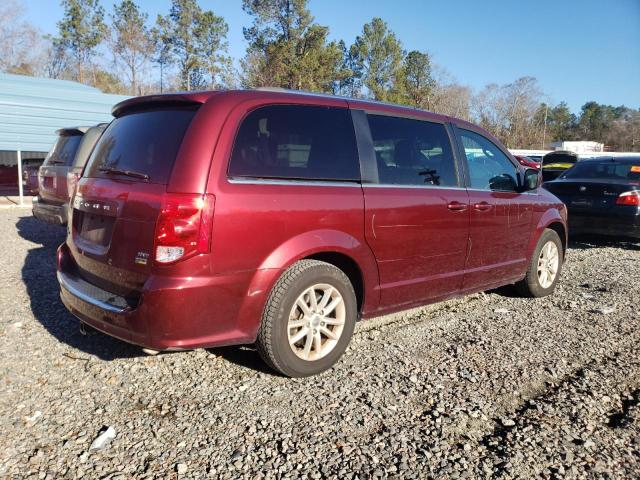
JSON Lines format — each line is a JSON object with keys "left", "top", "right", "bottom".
{"left": 142, "top": 348, "right": 160, "bottom": 356}
{"left": 79, "top": 322, "right": 97, "bottom": 336}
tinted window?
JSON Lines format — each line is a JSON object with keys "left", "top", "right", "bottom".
{"left": 228, "top": 105, "right": 359, "bottom": 182}
{"left": 86, "top": 108, "right": 197, "bottom": 184}
{"left": 73, "top": 126, "right": 105, "bottom": 168}
{"left": 44, "top": 134, "right": 83, "bottom": 166}
{"left": 368, "top": 115, "right": 457, "bottom": 187}
{"left": 561, "top": 160, "right": 640, "bottom": 181}
{"left": 460, "top": 129, "right": 518, "bottom": 191}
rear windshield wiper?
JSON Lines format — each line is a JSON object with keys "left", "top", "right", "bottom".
{"left": 99, "top": 166, "right": 150, "bottom": 180}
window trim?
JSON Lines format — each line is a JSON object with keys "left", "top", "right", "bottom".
{"left": 355, "top": 111, "right": 463, "bottom": 189}
{"left": 453, "top": 125, "right": 523, "bottom": 192}
{"left": 225, "top": 103, "right": 361, "bottom": 184}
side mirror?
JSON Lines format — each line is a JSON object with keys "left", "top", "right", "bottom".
{"left": 520, "top": 168, "right": 540, "bottom": 192}
{"left": 489, "top": 173, "right": 518, "bottom": 192}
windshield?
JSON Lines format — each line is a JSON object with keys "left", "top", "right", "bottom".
{"left": 44, "top": 134, "right": 83, "bottom": 166}
{"left": 560, "top": 160, "right": 640, "bottom": 181}
{"left": 85, "top": 108, "right": 197, "bottom": 184}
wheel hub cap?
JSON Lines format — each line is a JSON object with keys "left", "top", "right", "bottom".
{"left": 287, "top": 283, "right": 346, "bottom": 361}
{"left": 537, "top": 241, "right": 559, "bottom": 289}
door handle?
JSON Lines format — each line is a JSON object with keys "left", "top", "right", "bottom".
{"left": 473, "top": 201, "right": 492, "bottom": 212}
{"left": 447, "top": 201, "right": 468, "bottom": 212}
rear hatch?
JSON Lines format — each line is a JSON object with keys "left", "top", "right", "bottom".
{"left": 69, "top": 106, "right": 200, "bottom": 297}
{"left": 39, "top": 131, "right": 85, "bottom": 204}
{"left": 542, "top": 151, "right": 579, "bottom": 182}
{"left": 544, "top": 179, "right": 634, "bottom": 211}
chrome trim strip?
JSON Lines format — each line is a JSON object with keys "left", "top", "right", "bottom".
{"left": 227, "top": 178, "right": 539, "bottom": 194}
{"left": 57, "top": 271, "right": 127, "bottom": 314}
{"left": 227, "top": 177, "right": 362, "bottom": 187}
{"left": 363, "top": 184, "right": 466, "bottom": 191}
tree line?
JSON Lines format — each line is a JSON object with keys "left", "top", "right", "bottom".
{"left": 1, "top": 0, "right": 638, "bottom": 151}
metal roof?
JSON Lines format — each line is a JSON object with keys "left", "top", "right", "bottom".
{"left": 0, "top": 73, "right": 129, "bottom": 153}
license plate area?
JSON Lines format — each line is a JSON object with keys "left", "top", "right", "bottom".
{"left": 75, "top": 210, "right": 115, "bottom": 247}
{"left": 570, "top": 198, "right": 593, "bottom": 208}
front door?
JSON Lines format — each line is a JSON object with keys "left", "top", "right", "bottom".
{"left": 361, "top": 114, "right": 470, "bottom": 310}
{"left": 456, "top": 128, "right": 533, "bottom": 292}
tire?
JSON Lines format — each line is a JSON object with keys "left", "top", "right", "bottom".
{"left": 515, "top": 229, "right": 563, "bottom": 298}
{"left": 256, "top": 260, "right": 357, "bottom": 377}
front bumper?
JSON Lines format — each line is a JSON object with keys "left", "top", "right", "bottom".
{"left": 33, "top": 199, "right": 68, "bottom": 225}
{"left": 569, "top": 213, "right": 640, "bottom": 240}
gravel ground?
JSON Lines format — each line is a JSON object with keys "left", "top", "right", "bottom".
{"left": 1, "top": 209, "right": 639, "bottom": 479}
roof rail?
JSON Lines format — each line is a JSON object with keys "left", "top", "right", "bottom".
{"left": 253, "top": 87, "right": 290, "bottom": 92}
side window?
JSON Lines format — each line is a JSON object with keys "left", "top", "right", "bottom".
{"left": 367, "top": 115, "right": 458, "bottom": 187}
{"left": 459, "top": 129, "right": 519, "bottom": 191}
{"left": 228, "top": 105, "right": 360, "bottom": 182}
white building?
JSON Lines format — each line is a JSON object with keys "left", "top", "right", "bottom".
{"left": 549, "top": 141, "right": 604, "bottom": 154}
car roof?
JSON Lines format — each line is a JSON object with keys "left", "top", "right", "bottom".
{"left": 579, "top": 156, "right": 640, "bottom": 164}
{"left": 55, "top": 123, "right": 107, "bottom": 136}
{"left": 111, "top": 88, "right": 505, "bottom": 150}
{"left": 55, "top": 126, "right": 91, "bottom": 136}
{"left": 113, "top": 88, "right": 454, "bottom": 124}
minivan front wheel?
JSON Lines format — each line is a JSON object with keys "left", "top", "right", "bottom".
{"left": 516, "top": 229, "right": 563, "bottom": 297}
{"left": 256, "top": 260, "right": 357, "bottom": 377}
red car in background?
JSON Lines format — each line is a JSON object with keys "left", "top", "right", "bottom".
{"left": 57, "top": 89, "right": 567, "bottom": 377}
{"left": 514, "top": 155, "right": 541, "bottom": 169}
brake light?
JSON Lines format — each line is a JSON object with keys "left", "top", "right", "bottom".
{"left": 67, "top": 171, "right": 80, "bottom": 197}
{"left": 154, "top": 193, "right": 215, "bottom": 264}
{"left": 616, "top": 191, "right": 640, "bottom": 206}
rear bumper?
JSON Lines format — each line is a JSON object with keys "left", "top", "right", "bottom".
{"left": 57, "top": 244, "right": 265, "bottom": 351}
{"left": 33, "top": 199, "right": 68, "bottom": 225}
{"left": 569, "top": 212, "right": 640, "bottom": 239}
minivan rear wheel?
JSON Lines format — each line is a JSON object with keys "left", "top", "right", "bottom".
{"left": 256, "top": 260, "right": 357, "bottom": 377}
{"left": 515, "top": 229, "right": 563, "bottom": 297}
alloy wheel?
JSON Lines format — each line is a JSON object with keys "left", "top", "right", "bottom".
{"left": 537, "top": 240, "right": 559, "bottom": 289}
{"left": 287, "top": 283, "right": 346, "bottom": 361}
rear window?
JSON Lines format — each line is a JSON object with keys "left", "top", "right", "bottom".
{"left": 228, "top": 105, "right": 360, "bottom": 182}
{"left": 86, "top": 108, "right": 197, "bottom": 184}
{"left": 44, "top": 134, "right": 83, "bottom": 166}
{"left": 561, "top": 160, "right": 640, "bottom": 181}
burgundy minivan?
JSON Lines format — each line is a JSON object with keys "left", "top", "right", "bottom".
{"left": 33, "top": 124, "right": 106, "bottom": 225}
{"left": 57, "top": 90, "right": 567, "bottom": 377}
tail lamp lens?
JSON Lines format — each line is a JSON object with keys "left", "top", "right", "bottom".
{"left": 616, "top": 191, "right": 640, "bottom": 206}
{"left": 154, "top": 193, "right": 215, "bottom": 264}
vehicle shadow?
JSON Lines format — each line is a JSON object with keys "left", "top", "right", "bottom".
{"left": 17, "top": 216, "right": 142, "bottom": 360}
{"left": 207, "top": 345, "right": 278, "bottom": 376}
{"left": 568, "top": 234, "right": 640, "bottom": 251}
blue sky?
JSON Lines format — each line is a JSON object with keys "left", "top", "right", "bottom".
{"left": 25, "top": 0, "right": 640, "bottom": 113}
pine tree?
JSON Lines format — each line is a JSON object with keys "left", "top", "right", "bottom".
{"left": 56, "top": 0, "right": 107, "bottom": 83}
{"left": 110, "top": 0, "right": 154, "bottom": 95}
{"left": 241, "top": 0, "right": 345, "bottom": 93}
{"left": 350, "top": 17, "right": 405, "bottom": 102}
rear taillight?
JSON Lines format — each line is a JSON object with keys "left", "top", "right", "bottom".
{"left": 67, "top": 171, "right": 80, "bottom": 197}
{"left": 616, "top": 191, "right": 640, "bottom": 206}
{"left": 154, "top": 193, "right": 215, "bottom": 264}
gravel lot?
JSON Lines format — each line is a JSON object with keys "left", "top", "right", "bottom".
{"left": 1, "top": 209, "right": 639, "bottom": 479}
